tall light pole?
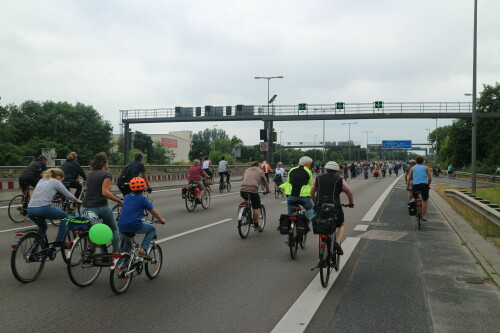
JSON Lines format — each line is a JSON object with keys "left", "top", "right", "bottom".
{"left": 362, "top": 130, "right": 373, "bottom": 160}
{"left": 373, "top": 136, "right": 382, "bottom": 159}
{"left": 255, "top": 76, "right": 283, "bottom": 163}
{"left": 342, "top": 122, "right": 357, "bottom": 161}
{"left": 322, "top": 120, "right": 326, "bottom": 162}
{"left": 279, "top": 130, "right": 284, "bottom": 163}
{"left": 425, "top": 128, "right": 431, "bottom": 159}
{"left": 213, "top": 125, "right": 217, "bottom": 152}
{"left": 471, "top": 0, "right": 478, "bottom": 194}
{"left": 314, "top": 134, "right": 318, "bottom": 161}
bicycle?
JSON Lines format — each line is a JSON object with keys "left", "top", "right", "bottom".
{"left": 274, "top": 183, "right": 284, "bottom": 199}
{"left": 286, "top": 201, "right": 308, "bottom": 260}
{"left": 66, "top": 218, "right": 112, "bottom": 287}
{"left": 49, "top": 194, "right": 81, "bottom": 226}
{"left": 8, "top": 187, "right": 31, "bottom": 223}
{"left": 10, "top": 229, "right": 74, "bottom": 283}
{"left": 237, "top": 192, "right": 267, "bottom": 239}
{"left": 219, "top": 174, "right": 231, "bottom": 192}
{"left": 414, "top": 191, "right": 424, "bottom": 230}
{"left": 184, "top": 182, "right": 210, "bottom": 212}
{"left": 109, "top": 231, "right": 163, "bottom": 295}
{"left": 113, "top": 189, "right": 156, "bottom": 222}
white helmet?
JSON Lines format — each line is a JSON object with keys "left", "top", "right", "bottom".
{"left": 325, "top": 161, "right": 340, "bottom": 171}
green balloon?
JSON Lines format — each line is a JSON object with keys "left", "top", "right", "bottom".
{"left": 89, "top": 224, "right": 113, "bottom": 245}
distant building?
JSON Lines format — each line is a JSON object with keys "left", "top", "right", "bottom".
{"left": 112, "top": 131, "right": 192, "bottom": 163}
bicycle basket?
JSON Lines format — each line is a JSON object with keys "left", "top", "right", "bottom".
{"left": 65, "top": 216, "right": 93, "bottom": 231}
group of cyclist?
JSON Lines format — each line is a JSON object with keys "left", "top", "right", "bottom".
{"left": 18, "top": 151, "right": 165, "bottom": 258}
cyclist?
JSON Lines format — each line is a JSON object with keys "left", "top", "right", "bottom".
{"left": 202, "top": 156, "right": 214, "bottom": 180}
{"left": 118, "top": 177, "right": 165, "bottom": 259}
{"left": 82, "top": 152, "right": 122, "bottom": 252}
{"left": 310, "top": 161, "right": 354, "bottom": 255}
{"left": 274, "top": 162, "right": 286, "bottom": 185}
{"left": 261, "top": 160, "right": 273, "bottom": 183}
{"left": 19, "top": 155, "right": 48, "bottom": 211}
{"left": 240, "top": 161, "right": 270, "bottom": 231}
{"left": 27, "top": 168, "right": 82, "bottom": 247}
{"left": 280, "top": 156, "right": 314, "bottom": 221}
{"left": 60, "top": 151, "right": 86, "bottom": 199}
{"left": 447, "top": 164, "right": 454, "bottom": 178}
{"left": 407, "top": 156, "right": 432, "bottom": 221}
{"left": 117, "top": 152, "right": 152, "bottom": 197}
{"left": 188, "top": 159, "right": 209, "bottom": 203}
{"left": 218, "top": 156, "right": 231, "bottom": 186}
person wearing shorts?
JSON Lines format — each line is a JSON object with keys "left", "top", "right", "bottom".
{"left": 240, "top": 161, "right": 270, "bottom": 231}
{"left": 408, "top": 156, "right": 432, "bottom": 221}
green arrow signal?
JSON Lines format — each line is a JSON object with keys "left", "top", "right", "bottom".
{"left": 298, "top": 103, "right": 307, "bottom": 110}
{"left": 374, "top": 101, "right": 384, "bottom": 108}
{"left": 336, "top": 102, "right": 345, "bottom": 109}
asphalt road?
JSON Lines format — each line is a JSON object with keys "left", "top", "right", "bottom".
{"left": 0, "top": 174, "right": 498, "bottom": 333}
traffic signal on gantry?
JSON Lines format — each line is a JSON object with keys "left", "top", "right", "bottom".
{"left": 373, "top": 101, "right": 384, "bottom": 108}
{"left": 298, "top": 103, "right": 307, "bottom": 111}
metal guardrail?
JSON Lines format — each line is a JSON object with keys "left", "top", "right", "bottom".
{"left": 444, "top": 190, "right": 500, "bottom": 228}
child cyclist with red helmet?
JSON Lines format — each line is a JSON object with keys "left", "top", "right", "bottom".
{"left": 118, "top": 177, "right": 166, "bottom": 259}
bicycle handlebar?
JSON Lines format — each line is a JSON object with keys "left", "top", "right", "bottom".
{"left": 341, "top": 203, "right": 354, "bottom": 208}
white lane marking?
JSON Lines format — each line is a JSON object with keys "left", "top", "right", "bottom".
{"left": 271, "top": 237, "right": 361, "bottom": 333}
{"left": 0, "top": 225, "right": 38, "bottom": 234}
{"left": 156, "top": 218, "right": 232, "bottom": 243}
{"left": 353, "top": 224, "right": 369, "bottom": 231}
{"left": 361, "top": 175, "right": 403, "bottom": 222}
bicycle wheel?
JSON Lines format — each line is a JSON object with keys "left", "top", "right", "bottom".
{"left": 219, "top": 182, "right": 224, "bottom": 193}
{"left": 201, "top": 189, "right": 211, "bottom": 209}
{"left": 226, "top": 182, "right": 231, "bottom": 192}
{"left": 257, "top": 204, "right": 266, "bottom": 231}
{"left": 67, "top": 235, "right": 103, "bottom": 287}
{"left": 319, "top": 237, "right": 332, "bottom": 287}
{"left": 185, "top": 196, "right": 196, "bottom": 212}
{"left": 11, "top": 232, "right": 47, "bottom": 283}
{"left": 112, "top": 203, "right": 122, "bottom": 221}
{"left": 110, "top": 254, "right": 132, "bottom": 295}
{"left": 274, "top": 185, "right": 279, "bottom": 199}
{"left": 332, "top": 234, "right": 340, "bottom": 271}
{"left": 289, "top": 226, "right": 299, "bottom": 260}
{"left": 145, "top": 243, "right": 163, "bottom": 279}
{"left": 60, "top": 231, "right": 76, "bottom": 265}
{"left": 8, "top": 194, "right": 29, "bottom": 223}
{"left": 237, "top": 207, "right": 251, "bottom": 239}
{"left": 300, "top": 233, "right": 307, "bottom": 249}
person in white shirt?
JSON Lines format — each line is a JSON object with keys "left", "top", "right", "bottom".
{"left": 218, "top": 156, "right": 231, "bottom": 185}
{"left": 202, "top": 156, "right": 213, "bottom": 180}
{"left": 274, "top": 162, "right": 286, "bottom": 185}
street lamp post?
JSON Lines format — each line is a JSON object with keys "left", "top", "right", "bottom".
{"left": 342, "top": 122, "right": 357, "bottom": 162}
{"left": 373, "top": 136, "right": 381, "bottom": 159}
{"left": 425, "top": 128, "right": 431, "bottom": 158}
{"left": 314, "top": 134, "right": 318, "bottom": 161}
{"left": 254, "top": 76, "right": 283, "bottom": 163}
{"left": 279, "top": 131, "right": 284, "bottom": 163}
{"left": 213, "top": 125, "right": 217, "bottom": 152}
{"left": 362, "top": 130, "right": 373, "bottom": 160}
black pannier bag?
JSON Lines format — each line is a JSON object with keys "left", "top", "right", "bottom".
{"left": 279, "top": 214, "right": 291, "bottom": 234}
{"left": 311, "top": 203, "right": 337, "bottom": 234}
{"left": 407, "top": 200, "right": 417, "bottom": 216}
{"left": 181, "top": 187, "right": 190, "bottom": 199}
{"left": 295, "top": 215, "right": 310, "bottom": 235}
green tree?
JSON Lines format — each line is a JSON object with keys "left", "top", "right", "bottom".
{"left": 4, "top": 101, "right": 113, "bottom": 165}
{"left": 133, "top": 131, "right": 154, "bottom": 156}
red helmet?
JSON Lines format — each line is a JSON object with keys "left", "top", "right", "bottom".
{"left": 129, "top": 177, "right": 146, "bottom": 191}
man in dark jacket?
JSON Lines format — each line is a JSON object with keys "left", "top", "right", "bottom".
{"left": 19, "top": 155, "right": 48, "bottom": 195}
{"left": 61, "top": 152, "right": 87, "bottom": 199}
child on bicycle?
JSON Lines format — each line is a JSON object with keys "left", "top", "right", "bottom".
{"left": 118, "top": 177, "right": 165, "bottom": 259}
{"left": 274, "top": 162, "right": 286, "bottom": 186}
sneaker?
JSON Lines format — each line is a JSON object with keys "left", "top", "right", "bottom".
{"left": 138, "top": 249, "right": 151, "bottom": 260}
{"left": 421, "top": 217, "right": 428, "bottom": 222}
{"left": 52, "top": 241, "right": 69, "bottom": 249}
{"left": 253, "top": 224, "right": 263, "bottom": 232}
{"left": 334, "top": 242, "right": 344, "bottom": 255}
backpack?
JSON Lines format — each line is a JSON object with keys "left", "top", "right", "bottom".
{"left": 117, "top": 162, "right": 133, "bottom": 187}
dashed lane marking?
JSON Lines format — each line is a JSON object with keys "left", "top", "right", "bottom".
{"left": 353, "top": 224, "right": 369, "bottom": 231}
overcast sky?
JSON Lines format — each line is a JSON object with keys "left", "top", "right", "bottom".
{"left": 1, "top": 0, "right": 499, "bottom": 150}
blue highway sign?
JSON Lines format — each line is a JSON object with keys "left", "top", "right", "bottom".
{"left": 382, "top": 140, "right": 412, "bottom": 149}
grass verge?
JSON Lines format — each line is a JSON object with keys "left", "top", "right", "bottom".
{"left": 435, "top": 184, "right": 500, "bottom": 249}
